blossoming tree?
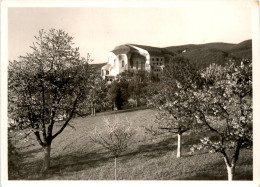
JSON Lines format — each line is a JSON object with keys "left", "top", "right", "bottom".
{"left": 8, "top": 29, "right": 94, "bottom": 171}
{"left": 147, "top": 56, "right": 203, "bottom": 158}
{"left": 191, "top": 60, "right": 252, "bottom": 180}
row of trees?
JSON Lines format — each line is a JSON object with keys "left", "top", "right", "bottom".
{"left": 147, "top": 57, "right": 252, "bottom": 180}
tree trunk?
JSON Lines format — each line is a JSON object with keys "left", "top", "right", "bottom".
{"left": 114, "top": 156, "right": 117, "bottom": 180}
{"left": 113, "top": 102, "right": 117, "bottom": 111}
{"left": 226, "top": 164, "right": 235, "bottom": 181}
{"left": 176, "top": 133, "right": 182, "bottom": 158}
{"left": 224, "top": 156, "right": 235, "bottom": 181}
{"left": 42, "top": 143, "right": 51, "bottom": 172}
{"left": 91, "top": 107, "right": 96, "bottom": 116}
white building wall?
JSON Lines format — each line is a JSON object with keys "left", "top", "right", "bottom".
{"left": 107, "top": 52, "right": 119, "bottom": 77}
{"left": 102, "top": 45, "right": 154, "bottom": 80}
{"left": 118, "top": 54, "right": 128, "bottom": 74}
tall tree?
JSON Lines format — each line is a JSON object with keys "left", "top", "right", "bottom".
{"left": 115, "top": 88, "right": 124, "bottom": 110}
{"left": 147, "top": 56, "right": 202, "bottom": 158}
{"left": 8, "top": 29, "right": 93, "bottom": 171}
{"left": 191, "top": 60, "right": 252, "bottom": 180}
{"left": 108, "top": 81, "right": 129, "bottom": 110}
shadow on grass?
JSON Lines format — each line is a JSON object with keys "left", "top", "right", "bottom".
{"left": 51, "top": 151, "right": 112, "bottom": 171}
{"left": 11, "top": 135, "right": 180, "bottom": 179}
{"left": 10, "top": 150, "right": 115, "bottom": 180}
{"left": 9, "top": 133, "right": 253, "bottom": 180}
{"left": 182, "top": 158, "right": 253, "bottom": 180}
{"left": 21, "top": 147, "right": 43, "bottom": 156}
{"left": 120, "top": 134, "right": 208, "bottom": 162}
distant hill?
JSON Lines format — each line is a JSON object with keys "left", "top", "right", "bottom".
{"left": 164, "top": 39, "right": 252, "bottom": 69}
{"left": 90, "top": 40, "right": 252, "bottom": 72}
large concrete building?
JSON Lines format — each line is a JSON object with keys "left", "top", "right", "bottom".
{"left": 101, "top": 44, "right": 173, "bottom": 82}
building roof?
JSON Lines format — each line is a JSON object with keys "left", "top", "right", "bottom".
{"left": 111, "top": 44, "right": 173, "bottom": 56}
{"left": 130, "top": 44, "right": 164, "bottom": 56}
{"left": 111, "top": 44, "right": 139, "bottom": 55}
{"left": 101, "top": 64, "right": 113, "bottom": 70}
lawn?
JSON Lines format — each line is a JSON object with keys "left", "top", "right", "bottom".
{"left": 8, "top": 108, "right": 253, "bottom": 180}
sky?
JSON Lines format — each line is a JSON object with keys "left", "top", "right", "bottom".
{"left": 8, "top": 6, "right": 252, "bottom": 64}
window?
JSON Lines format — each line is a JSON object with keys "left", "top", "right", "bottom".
{"left": 139, "top": 61, "right": 142, "bottom": 69}
{"left": 106, "top": 70, "right": 109, "bottom": 75}
{"left": 122, "top": 60, "right": 125, "bottom": 67}
{"left": 141, "top": 62, "right": 144, "bottom": 70}
{"left": 130, "top": 61, "right": 133, "bottom": 68}
{"left": 157, "top": 58, "right": 159, "bottom": 61}
{"left": 152, "top": 58, "right": 154, "bottom": 61}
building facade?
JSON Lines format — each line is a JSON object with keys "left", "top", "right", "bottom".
{"left": 101, "top": 44, "right": 173, "bottom": 82}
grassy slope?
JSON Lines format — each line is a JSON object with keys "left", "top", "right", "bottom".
{"left": 9, "top": 108, "right": 252, "bottom": 180}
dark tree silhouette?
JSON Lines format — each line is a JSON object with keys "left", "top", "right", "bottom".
{"left": 115, "top": 88, "right": 123, "bottom": 110}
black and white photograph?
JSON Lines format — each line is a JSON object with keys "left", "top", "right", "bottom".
{"left": 1, "top": 0, "right": 259, "bottom": 186}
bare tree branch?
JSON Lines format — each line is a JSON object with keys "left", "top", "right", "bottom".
{"left": 51, "top": 94, "right": 80, "bottom": 140}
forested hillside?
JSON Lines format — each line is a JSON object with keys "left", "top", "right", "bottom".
{"left": 165, "top": 39, "right": 252, "bottom": 68}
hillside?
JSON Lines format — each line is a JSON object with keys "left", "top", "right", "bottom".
{"left": 164, "top": 39, "right": 252, "bottom": 69}
{"left": 9, "top": 108, "right": 252, "bottom": 180}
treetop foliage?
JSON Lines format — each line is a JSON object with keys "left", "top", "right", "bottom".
{"left": 146, "top": 56, "right": 202, "bottom": 135}
{"left": 185, "top": 59, "right": 252, "bottom": 177}
{"left": 8, "top": 29, "right": 93, "bottom": 145}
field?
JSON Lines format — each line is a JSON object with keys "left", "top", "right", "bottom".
{"left": 8, "top": 108, "right": 253, "bottom": 180}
